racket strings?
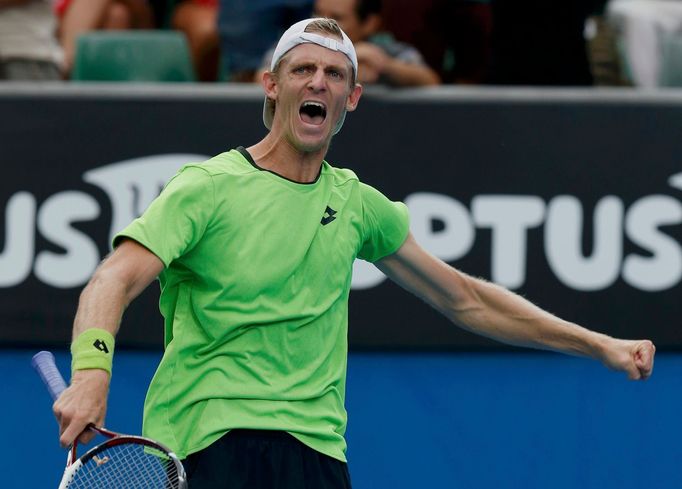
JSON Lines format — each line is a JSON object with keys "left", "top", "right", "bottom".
{"left": 66, "top": 442, "right": 181, "bottom": 488}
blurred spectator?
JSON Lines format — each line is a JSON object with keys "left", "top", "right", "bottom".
{"left": 317, "top": 0, "right": 440, "bottom": 86}
{"left": 57, "top": 0, "right": 154, "bottom": 75}
{"left": 256, "top": 0, "right": 441, "bottom": 86}
{"left": 607, "top": 0, "right": 682, "bottom": 87}
{"left": 383, "top": 0, "right": 493, "bottom": 84}
{"left": 0, "top": 0, "right": 64, "bottom": 80}
{"left": 218, "top": 0, "right": 313, "bottom": 82}
{"left": 583, "top": 2, "right": 629, "bottom": 86}
{"left": 171, "top": 0, "right": 220, "bottom": 81}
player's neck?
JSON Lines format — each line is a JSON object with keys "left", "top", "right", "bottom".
{"left": 247, "top": 135, "right": 328, "bottom": 184}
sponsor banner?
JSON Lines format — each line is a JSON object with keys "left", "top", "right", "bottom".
{"left": 1, "top": 87, "right": 681, "bottom": 348}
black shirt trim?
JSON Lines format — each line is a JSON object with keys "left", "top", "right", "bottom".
{"left": 236, "top": 146, "right": 322, "bottom": 185}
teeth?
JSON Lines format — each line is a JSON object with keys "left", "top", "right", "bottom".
{"left": 303, "top": 101, "right": 325, "bottom": 110}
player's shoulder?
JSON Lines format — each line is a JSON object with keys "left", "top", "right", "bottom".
{"left": 182, "top": 148, "right": 257, "bottom": 178}
{"left": 322, "top": 160, "right": 361, "bottom": 187}
{"left": 322, "top": 162, "right": 389, "bottom": 202}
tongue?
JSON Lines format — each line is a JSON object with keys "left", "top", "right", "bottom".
{"left": 301, "top": 112, "right": 325, "bottom": 125}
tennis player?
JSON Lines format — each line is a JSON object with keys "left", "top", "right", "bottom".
{"left": 52, "top": 17, "right": 655, "bottom": 489}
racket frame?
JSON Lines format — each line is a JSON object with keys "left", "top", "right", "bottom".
{"left": 60, "top": 427, "right": 187, "bottom": 489}
{"left": 32, "top": 351, "right": 187, "bottom": 488}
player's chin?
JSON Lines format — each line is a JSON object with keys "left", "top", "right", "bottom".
{"left": 292, "top": 129, "right": 331, "bottom": 153}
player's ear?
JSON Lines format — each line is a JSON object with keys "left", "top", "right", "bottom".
{"left": 263, "top": 70, "right": 279, "bottom": 101}
{"left": 346, "top": 83, "right": 363, "bottom": 112}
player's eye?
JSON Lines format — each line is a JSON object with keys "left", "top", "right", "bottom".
{"left": 327, "top": 69, "right": 343, "bottom": 80}
{"left": 293, "top": 65, "right": 311, "bottom": 75}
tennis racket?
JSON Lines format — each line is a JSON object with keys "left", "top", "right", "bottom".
{"left": 32, "top": 350, "right": 187, "bottom": 489}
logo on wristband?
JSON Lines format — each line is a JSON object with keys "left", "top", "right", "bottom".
{"left": 93, "top": 339, "right": 110, "bottom": 354}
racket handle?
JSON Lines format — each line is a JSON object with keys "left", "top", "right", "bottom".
{"left": 32, "top": 351, "right": 68, "bottom": 401}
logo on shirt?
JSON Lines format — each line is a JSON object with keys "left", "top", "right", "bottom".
{"left": 321, "top": 206, "right": 337, "bottom": 225}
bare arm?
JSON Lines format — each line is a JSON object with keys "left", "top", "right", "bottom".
{"left": 376, "top": 233, "right": 655, "bottom": 379}
{"left": 53, "top": 239, "right": 164, "bottom": 447}
{"left": 381, "top": 57, "right": 441, "bottom": 87}
{"left": 58, "top": 0, "right": 110, "bottom": 75}
{"left": 355, "top": 42, "right": 440, "bottom": 87}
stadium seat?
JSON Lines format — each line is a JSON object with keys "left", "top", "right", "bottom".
{"left": 72, "top": 31, "right": 196, "bottom": 82}
{"left": 659, "top": 33, "right": 682, "bottom": 87}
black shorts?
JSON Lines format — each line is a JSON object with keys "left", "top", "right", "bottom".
{"left": 182, "top": 429, "right": 353, "bottom": 489}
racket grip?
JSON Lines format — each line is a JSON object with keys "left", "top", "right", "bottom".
{"left": 32, "top": 351, "right": 68, "bottom": 401}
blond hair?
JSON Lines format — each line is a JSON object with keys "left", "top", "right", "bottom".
{"left": 272, "top": 18, "right": 353, "bottom": 83}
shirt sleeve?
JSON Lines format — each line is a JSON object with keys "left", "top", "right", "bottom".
{"left": 357, "top": 182, "right": 410, "bottom": 262}
{"left": 113, "top": 165, "right": 216, "bottom": 267}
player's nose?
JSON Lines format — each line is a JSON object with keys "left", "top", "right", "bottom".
{"left": 307, "top": 68, "right": 326, "bottom": 92}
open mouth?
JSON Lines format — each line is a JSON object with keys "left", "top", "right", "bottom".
{"left": 299, "top": 101, "right": 327, "bottom": 126}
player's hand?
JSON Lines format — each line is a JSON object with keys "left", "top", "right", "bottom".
{"left": 355, "top": 42, "right": 389, "bottom": 83}
{"left": 601, "top": 338, "right": 655, "bottom": 380}
{"left": 53, "top": 369, "right": 110, "bottom": 448}
{"left": 357, "top": 61, "right": 380, "bottom": 84}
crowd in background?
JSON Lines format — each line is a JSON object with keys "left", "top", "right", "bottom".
{"left": 1, "top": 0, "right": 682, "bottom": 87}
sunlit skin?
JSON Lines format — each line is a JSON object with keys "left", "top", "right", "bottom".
{"left": 248, "top": 42, "right": 363, "bottom": 183}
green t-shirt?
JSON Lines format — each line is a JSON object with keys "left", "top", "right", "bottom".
{"left": 114, "top": 148, "right": 409, "bottom": 461}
